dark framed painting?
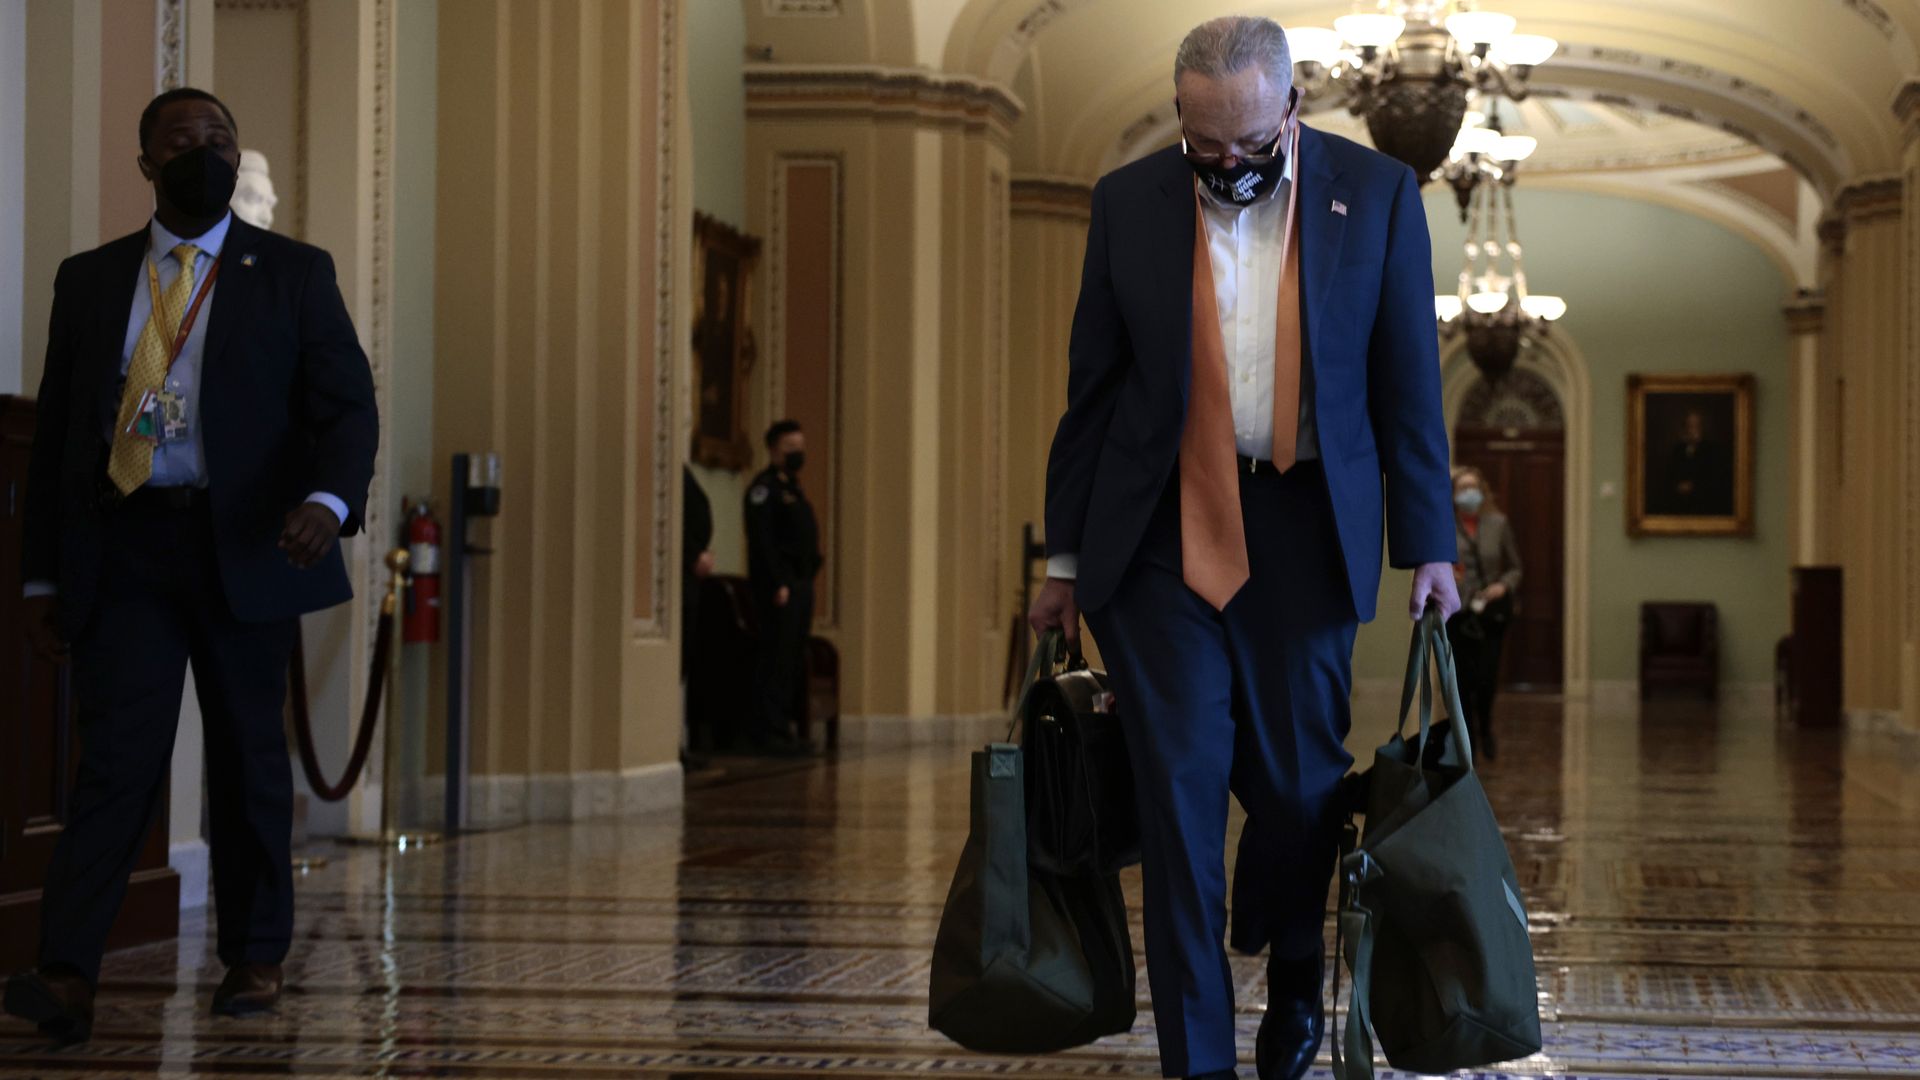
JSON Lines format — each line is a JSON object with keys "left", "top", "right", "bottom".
{"left": 691, "top": 213, "right": 761, "bottom": 470}
{"left": 1626, "top": 373, "right": 1755, "bottom": 537}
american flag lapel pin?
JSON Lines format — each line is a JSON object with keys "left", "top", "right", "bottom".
{"left": 241, "top": 253, "right": 257, "bottom": 267}
{"left": 1331, "top": 200, "right": 1348, "bottom": 216}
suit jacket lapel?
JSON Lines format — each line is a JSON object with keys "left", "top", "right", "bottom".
{"left": 1298, "top": 125, "right": 1349, "bottom": 373}
{"left": 201, "top": 217, "right": 259, "bottom": 383}
{"left": 1155, "top": 149, "right": 1198, "bottom": 405}
{"left": 93, "top": 230, "right": 151, "bottom": 434}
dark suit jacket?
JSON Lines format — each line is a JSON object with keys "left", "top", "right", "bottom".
{"left": 23, "top": 217, "right": 379, "bottom": 636}
{"left": 1043, "top": 128, "right": 1457, "bottom": 620}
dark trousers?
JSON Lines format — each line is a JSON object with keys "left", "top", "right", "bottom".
{"left": 38, "top": 501, "right": 298, "bottom": 984}
{"left": 1447, "top": 610, "right": 1508, "bottom": 743}
{"left": 1083, "top": 462, "right": 1357, "bottom": 1079}
{"left": 752, "top": 580, "right": 813, "bottom": 744}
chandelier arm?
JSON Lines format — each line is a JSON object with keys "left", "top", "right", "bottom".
{"left": 1502, "top": 182, "right": 1531, "bottom": 302}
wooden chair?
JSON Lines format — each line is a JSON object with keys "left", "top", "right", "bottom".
{"left": 1639, "top": 602, "right": 1719, "bottom": 700}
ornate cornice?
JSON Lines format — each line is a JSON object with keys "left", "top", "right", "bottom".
{"left": 1782, "top": 289, "right": 1827, "bottom": 335}
{"left": 745, "top": 65, "right": 1024, "bottom": 145}
{"left": 1010, "top": 176, "right": 1093, "bottom": 220}
{"left": 1834, "top": 175, "right": 1905, "bottom": 224}
{"left": 1817, "top": 214, "right": 1848, "bottom": 255}
{"left": 1895, "top": 79, "right": 1920, "bottom": 144}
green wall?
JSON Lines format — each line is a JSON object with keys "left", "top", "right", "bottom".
{"left": 686, "top": 0, "right": 750, "bottom": 575}
{"left": 1351, "top": 188, "right": 1792, "bottom": 689}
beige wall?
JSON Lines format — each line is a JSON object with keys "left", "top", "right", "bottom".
{"left": 432, "top": 0, "right": 685, "bottom": 825}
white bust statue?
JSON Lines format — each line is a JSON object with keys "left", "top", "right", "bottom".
{"left": 231, "top": 149, "right": 279, "bottom": 230}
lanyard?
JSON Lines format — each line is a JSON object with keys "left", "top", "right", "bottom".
{"left": 144, "top": 252, "right": 224, "bottom": 375}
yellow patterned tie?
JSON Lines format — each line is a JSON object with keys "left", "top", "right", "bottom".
{"left": 108, "top": 243, "right": 199, "bottom": 495}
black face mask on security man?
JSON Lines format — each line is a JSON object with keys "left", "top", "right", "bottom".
{"left": 784, "top": 451, "right": 806, "bottom": 475}
{"left": 153, "top": 146, "right": 239, "bottom": 220}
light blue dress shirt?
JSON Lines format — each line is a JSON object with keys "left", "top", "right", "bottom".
{"left": 22, "top": 215, "right": 346, "bottom": 600}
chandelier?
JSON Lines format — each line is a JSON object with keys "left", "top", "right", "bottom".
{"left": 1287, "top": 1, "right": 1558, "bottom": 182}
{"left": 1439, "top": 100, "right": 1536, "bottom": 222}
{"left": 1435, "top": 175, "right": 1564, "bottom": 382}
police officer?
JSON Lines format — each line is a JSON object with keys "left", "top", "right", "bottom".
{"left": 744, "top": 420, "right": 822, "bottom": 756}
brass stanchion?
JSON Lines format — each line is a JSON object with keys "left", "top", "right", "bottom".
{"left": 338, "top": 548, "right": 442, "bottom": 850}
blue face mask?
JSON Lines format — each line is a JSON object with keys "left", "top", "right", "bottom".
{"left": 1455, "top": 488, "right": 1485, "bottom": 512}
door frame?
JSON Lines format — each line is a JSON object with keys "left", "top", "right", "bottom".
{"left": 1441, "top": 332, "right": 1592, "bottom": 698}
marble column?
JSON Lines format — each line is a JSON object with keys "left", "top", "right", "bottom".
{"left": 744, "top": 66, "right": 1019, "bottom": 722}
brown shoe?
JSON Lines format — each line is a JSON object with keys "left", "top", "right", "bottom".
{"left": 211, "top": 963, "right": 283, "bottom": 1017}
{"left": 3, "top": 967, "right": 95, "bottom": 1045}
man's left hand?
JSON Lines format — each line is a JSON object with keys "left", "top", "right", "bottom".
{"left": 280, "top": 503, "right": 343, "bottom": 569}
{"left": 1409, "top": 562, "right": 1462, "bottom": 621}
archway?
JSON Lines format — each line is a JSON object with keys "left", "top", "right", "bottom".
{"left": 1443, "top": 330, "right": 1593, "bottom": 697}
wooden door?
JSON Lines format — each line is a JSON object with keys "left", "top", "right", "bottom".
{"left": 0, "top": 396, "right": 177, "bottom": 969}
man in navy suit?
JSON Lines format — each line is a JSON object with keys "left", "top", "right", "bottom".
{"left": 6, "top": 88, "right": 377, "bottom": 1042}
{"left": 1029, "top": 18, "right": 1459, "bottom": 1080}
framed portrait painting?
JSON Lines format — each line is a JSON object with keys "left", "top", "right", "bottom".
{"left": 691, "top": 213, "right": 761, "bottom": 470}
{"left": 1626, "top": 373, "right": 1755, "bottom": 537}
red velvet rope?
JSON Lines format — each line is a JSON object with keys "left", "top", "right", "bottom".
{"left": 287, "top": 609, "right": 395, "bottom": 803}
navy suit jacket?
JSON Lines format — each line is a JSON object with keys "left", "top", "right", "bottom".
{"left": 1043, "top": 127, "right": 1456, "bottom": 620}
{"left": 23, "top": 218, "right": 379, "bottom": 636}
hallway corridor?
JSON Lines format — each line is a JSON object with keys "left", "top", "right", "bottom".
{"left": 3, "top": 698, "right": 1919, "bottom": 1077}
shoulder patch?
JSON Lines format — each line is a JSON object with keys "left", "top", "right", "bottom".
{"left": 749, "top": 485, "right": 770, "bottom": 506}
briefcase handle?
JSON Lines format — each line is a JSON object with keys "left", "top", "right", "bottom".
{"left": 1005, "top": 630, "right": 1086, "bottom": 742}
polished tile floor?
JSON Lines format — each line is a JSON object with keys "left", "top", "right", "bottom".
{"left": 5, "top": 696, "right": 1920, "bottom": 1077}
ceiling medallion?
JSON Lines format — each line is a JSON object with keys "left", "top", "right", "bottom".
{"left": 1288, "top": 1, "right": 1557, "bottom": 182}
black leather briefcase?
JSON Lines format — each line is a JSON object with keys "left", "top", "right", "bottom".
{"left": 1020, "top": 632, "right": 1141, "bottom": 877}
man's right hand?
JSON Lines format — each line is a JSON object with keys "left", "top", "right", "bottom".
{"left": 24, "top": 595, "right": 68, "bottom": 663}
{"left": 1027, "top": 577, "right": 1081, "bottom": 648}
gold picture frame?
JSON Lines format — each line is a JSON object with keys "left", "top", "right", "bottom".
{"left": 691, "top": 213, "right": 761, "bottom": 471}
{"left": 1626, "top": 373, "right": 1755, "bottom": 538}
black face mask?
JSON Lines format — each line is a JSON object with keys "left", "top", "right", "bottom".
{"left": 783, "top": 451, "right": 806, "bottom": 474}
{"left": 1188, "top": 144, "right": 1285, "bottom": 206}
{"left": 153, "top": 146, "right": 238, "bottom": 220}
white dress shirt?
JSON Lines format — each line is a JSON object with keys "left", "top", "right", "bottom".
{"left": 23, "top": 214, "right": 347, "bottom": 600}
{"left": 1047, "top": 156, "right": 1318, "bottom": 581}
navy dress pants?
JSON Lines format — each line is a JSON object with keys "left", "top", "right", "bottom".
{"left": 1083, "top": 461, "right": 1358, "bottom": 1078}
{"left": 37, "top": 499, "right": 298, "bottom": 984}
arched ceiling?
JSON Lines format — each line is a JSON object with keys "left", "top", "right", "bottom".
{"left": 922, "top": 0, "right": 1920, "bottom": 193}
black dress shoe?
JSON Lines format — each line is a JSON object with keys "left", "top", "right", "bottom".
{"left": 4, "top": 967, "right": 95, "bottom": 1045}
{"left": 212, "top": 963, "right": 283, "bottom": 1017}
{"left": 1256, "top": 953, "right": 1327, "bottom": 1080}
{"left": 1185, "top": 1071, "right": 1239, "bottom": 1080}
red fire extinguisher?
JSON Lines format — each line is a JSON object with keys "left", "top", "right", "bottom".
{"left": 404, "top": 501, "right": 442, "bottom": 644}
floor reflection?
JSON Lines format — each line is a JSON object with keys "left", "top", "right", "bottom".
{"left": 3, "top": 699, "right": 1919, "bottom": 1077}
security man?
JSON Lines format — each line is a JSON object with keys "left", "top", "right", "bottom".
{"left": 744, "top": 419, "right": 822, "bottom": 756}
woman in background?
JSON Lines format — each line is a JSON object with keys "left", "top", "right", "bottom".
{"left": 1449, "top": 466, "right": 1522, "bottom": 760}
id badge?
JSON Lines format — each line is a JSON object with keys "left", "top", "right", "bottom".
{"left": 156, "top": 390, "right": 190, "bottom": 445}
{"left": 124, "top": 389, "right": 162, "bottom": 445}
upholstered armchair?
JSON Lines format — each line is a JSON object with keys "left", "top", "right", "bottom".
{"left": 1640, "top": 602, "right": 1719, "bottom": 700}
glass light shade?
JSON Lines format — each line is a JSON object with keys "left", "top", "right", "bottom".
{"left": 1454, "top": 126, "right": 1503, "bottom": 156}
{"left": 1468, "top": 290, "right": 1510, "bottom": 315}
{"left": 1462, "top": 109, "right": 1487, "bottom": 129}
{"left": 1522, "top": 294, "right": 1568, "bottom": 320}
{"left": 1287, "top": 26, "right": 1346, "bottom": 67}
{"left": 1335, "top": 13, "right": 1407, "bottom": 48}
{"left": 1435, "top": 295, "right": 1464, "bottom": 322}
{"left": 1491, "top": 33, "right": 1558, "bottom": 66}
{"left": 1493, "top": 135, "right": 1538, "bottom": 162}
{"left": 1445, "top": 11, "right": 1518, "bottom": 47}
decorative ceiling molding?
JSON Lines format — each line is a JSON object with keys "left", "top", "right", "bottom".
{"left": 1010, "top": 175, "right": 1092, "bottom": 218}
{"left": 1783, "top": 289, "right": 1827, "bottom": 335}
{"left": 156, "top": 0, "right": 186, "bottom": 92}
{"left": 764, "top": 0, "right": 842, "bottom": 15}
{"left": 745, "top": 65, "right": 1024, "bottom": 143}
{"left": 1834, "top": 174, "right": 1904, "bottom": 223}
{"left": 1840, "top": 0, "right": 1898, "bottom": 39}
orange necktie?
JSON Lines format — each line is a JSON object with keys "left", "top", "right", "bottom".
{"left": 1179, "top": 128, "right": 1304, "bottom": 611}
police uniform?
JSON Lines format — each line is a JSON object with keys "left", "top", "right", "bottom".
{"left": 744, "top": 465, "right": 822, "bottom": 748}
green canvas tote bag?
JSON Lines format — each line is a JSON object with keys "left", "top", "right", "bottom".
{"left": 927, "top": 633, "right": 1136, "bottom": 1054}
{"left": 1332, "top": 609, "right": 1543, "bottom": 1080}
